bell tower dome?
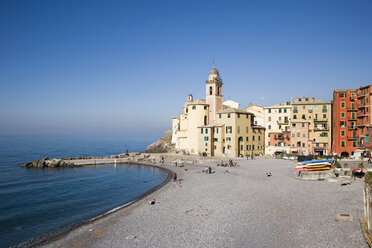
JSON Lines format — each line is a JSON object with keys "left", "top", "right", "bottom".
{"left": 206, "top": 67, "right": 223, "bottom": 124}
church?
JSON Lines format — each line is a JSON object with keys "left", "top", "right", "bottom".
{"left": 171, "top": 67, "right": 265, "bottom": 157}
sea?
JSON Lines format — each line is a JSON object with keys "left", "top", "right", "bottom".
{"left": 0, "top": 136, "right": 168, "bottom": 248}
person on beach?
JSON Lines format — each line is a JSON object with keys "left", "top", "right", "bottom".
{"left": 173, "top": 173, "right": 177, "bottom": 181}
{"left": 208, "top": 166, "right": 212, "bottom": 174}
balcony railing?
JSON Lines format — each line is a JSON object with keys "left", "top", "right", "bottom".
{"left": 357, "top": 121, "right": 366, "bottom": 127}
{"left": 357, "top": 112, "right": 368, "bottom": 118}
{"left": 357, "top": 103, "right": 366, "bottom": 108}
{"left": 313, "top": 127, "right": 329, "bottom": 131}
{"left": 357, "top": 92, "right": 365, "bottom": 98}
{"left": 347, "top": 108, "right": 357, "bottom": 112}
{"left": 293, "top": 110, "right": 298, "bottom": 113}
{"left": 348, "top": 116, "right": 357, "bottom": 121}
{"left": 347, "top": 136, "right": 358, "bottom": 140}
{"left": 348, "top": 126, "right": 357, "bottom": 130}
{"left": 277, "top": 120, "right": 289, "bottom": 125}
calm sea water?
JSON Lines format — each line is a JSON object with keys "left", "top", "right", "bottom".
{"left": 0, "top": 136, "right": 168, "bottom": 248}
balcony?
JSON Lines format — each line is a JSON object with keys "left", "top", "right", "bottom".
{"left": 313, "top": 126, "right": 329, "bottom": 131}
{"left": 293, "top": 110, "right": 298, "bottom": 113}
{"left": 277, "top": 120, "right": 289, "bottom": 125}
{"left": 347, "top": 136, "right": 358, "bottom": 140}
{"left": 348, "top": 126, "right": 357, "bottom": 130}
{"left": 357, "top": 103, "right": 366, "bottom": 109}
{"left": 357, "top": 112, "right": 368, "bottom": 118}
{"left": 357, "top": 92, "right": 365, "bottom": 98}
{"left": 347, "top": 108, "right": 357, "bottom": 112}
{"left": 357, "top": 121, "right": 366, "bottom": 127}
{"left": 348, "top": 116, "right": 357, "bottom": 121}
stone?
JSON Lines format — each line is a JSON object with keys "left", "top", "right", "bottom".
{"left": 145, "top": 130, "right": 173, "bottom": 153}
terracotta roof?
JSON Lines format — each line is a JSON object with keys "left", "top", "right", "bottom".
{"left": 334, "top": 89, "right": 357, "bottom": 93}
{"left": 292, "top": 99, "right": 331, "bottom": 105}
{"left": 217, "top": 107, "right": 252, "bottom": 114}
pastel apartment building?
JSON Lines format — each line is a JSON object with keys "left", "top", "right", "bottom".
{"left": 264, "top": 102, "right": 292, "bottom": 155}
{"left": 290, "top": 97, "right": 332, "bottom": 155}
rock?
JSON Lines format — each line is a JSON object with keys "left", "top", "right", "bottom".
{"left": 32, "top": 160, "right": 39, "bottom": 167}
{"left": 146, "top": 130, "right": 174, "bottom": 153}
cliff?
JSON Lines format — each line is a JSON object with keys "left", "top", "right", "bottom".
{"left": 146, "top": 130, "right": 174, "bottom": 153}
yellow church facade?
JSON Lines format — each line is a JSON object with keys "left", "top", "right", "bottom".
{"left": 172, "top": 67, "right": 265, "bottom": 157}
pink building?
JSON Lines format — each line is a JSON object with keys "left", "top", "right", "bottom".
{"left": 268, "top": 132, "right": 291, "bottom": 151}
{"left": 290, "top": 121, "right": 311, "bottom": 154}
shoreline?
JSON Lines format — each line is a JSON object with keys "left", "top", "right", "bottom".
{"left": 21, "top": 162, "right": 174, "bottom": 248}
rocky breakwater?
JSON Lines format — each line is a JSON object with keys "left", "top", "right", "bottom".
{"left": 21, "top": 157, "right": 73, "bottom": 168}
{"left": 146, "top": 130, "right": 174, "bottom": 153}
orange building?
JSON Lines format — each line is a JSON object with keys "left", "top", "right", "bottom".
{"left": 332, "top": 89, "right": 357, "bottom": 156}
{"left": 357, "top": 85, "right": 372, "bottom": 152}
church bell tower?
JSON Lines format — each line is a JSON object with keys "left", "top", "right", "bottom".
{"left": 206, "top": 67, "right": 223, "bottom": 124}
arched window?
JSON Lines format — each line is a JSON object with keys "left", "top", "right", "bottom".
{"left": 209, "top": 86, "right": 213, "bottom": 95}
{"left": 204, "top": 115, "right": 207, "bottom": 125}
{"left": 217, "top": 87, "right": 220, "bottom": 95}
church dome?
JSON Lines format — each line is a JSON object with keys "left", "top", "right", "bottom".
{"left": 208, "top": 67, "right": 221, "bottom": 82}
{"left": 209, "top": 67, "right": 219, "bottom": 75}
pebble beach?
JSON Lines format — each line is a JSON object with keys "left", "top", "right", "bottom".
{"left": 39, "top": 158, "right": 367, "bottom": 248}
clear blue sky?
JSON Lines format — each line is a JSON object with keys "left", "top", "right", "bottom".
{"left": 1, "top": 0, "right": 371, "bottom": 136}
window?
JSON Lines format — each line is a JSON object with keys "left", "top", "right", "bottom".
{"left": 292, "top": 134, "right": 295, "bottom": 137}
{"left": 246, "top": 145, "right": 249, "bottom": 150}
{"left": 227, "top": 113, "right": 231, "bottom": 118}
{"left": 205, "top": 148, "right": 208, "bottom": 151}
{"left": 209, "top": 86, "right": 213, "bottom": 95}
{"left": 303, "top": 134, "right": 306, "bottom": 137}
{"left": 205, "top": 129, "right": 208, "bottom": 134}
{"left": 297, "top": 132, "right": 300, "bottom": 137}
{"left": 299, "top": 98, "right": 302, "bottom": 102}
{"left": 302, "top": 123, "right": 305, "bottom": 128}
{"left": 279, "top": 109, "right": 282, "bottom": 113}
{"left": 340, "top": 121, "right": 346, "bottom": 127}
{"left": 237, "top": 113, "right": 240, "bottom": 118}
{"left": 252, "top": 145, "right": 255, "bottom": 150}
{"left": 341, "top": 141, "right": 345, "bottom": 147}
{"left": 302, "top": 143, "right": 305, "bottom": 147}
{"left": 341, "top": 102, "right": 345, "bottom": 108}
{"left": 292, "top": 123, "right": 296, "bottom": 127}
{"left": 353, "top": 141, "right": 356, "bottom": 147}
{"left": 322, "top": 105, "right": 327, "bottom": 112}
{"left": 226, "top": 126, "right": 232, "bottom": 133}
{"left": 204, "top": 137, "right": 209, "bottom": 141}
{"left": 246, "top": 127, "right": 248, "bottom": 133}
{"left": 214, "top": 138, "right": 218, "bottom": 142}
{"left": 309, "top": 106, "right": 312, "bottom": 113}
{"left": 341, "top": 130, "right": 345, "bottom": 136}
{"left": 268, "top": 117, "right": 271, "bottom": 121}
{"left": 246, "top": 137, "right": 249, "bottom": 141}
{"left": 268, "top": 125, "right": 271, "bottom": 130}
{"left": 284, "top": 109, "right": 287, "bottom": 113}
{"left": 323, "top": 114, "right": 326, "bottom": 118}
{"left": 252, "top": 136, "right": 255, "bottom": 141}
{"left": 219, "top": 114, "right": 222, "bottom": 118}
{"left": 305, "top": 98, "right": 309, "bottom": 101}
{"left": 302, "top": 106, "right": 306, "bottom": 110}
{"left": 205, "top": 143, "right": 208, "bottom": 146}
{"left": 258, "top": 136, "right": 261, "bottom": 141}
{"left": 268, "top": 109, "right": 271, "bottom": 113}
{"left": 339, "top": 93, "right": 346, "bottom": 98}
{"left": 192, "top": 106, "right": 196, "bottom": 110}
{"left": 201, "top": 128, "right": 203, "bottom": 134}
{"left": 246, "top": 114, "right": 249, "bottom": 118}
{"left": 214, "top": 145, "right": 217, "bottom": 150}
{"left": 279, "top": 117, "right": 282, "bottom": 121}
{"left": 302, "top": 115, "right": 306, "bottom": 120}
{"left": 217, "top": 87, "right": 220, "bottom": 95}
{"left": 314, "top": 105, "right": 318, "bottom": 110}
{"left": 214, "top": 128, "right": 219, "bottom": 134}
{"left": 226, "top": 137, "right": 231, "bottom": 141}
{"left": 341, "top": 112, "right": 345, "bottom": 118}
{"left": 293, "top": 115, "right": 297, "bottom": 119}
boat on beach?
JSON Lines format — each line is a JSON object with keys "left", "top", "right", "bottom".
{"left": 295, "top": 160, "right": 333, "bottom": 172}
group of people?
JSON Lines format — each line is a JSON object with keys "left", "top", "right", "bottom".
{"left": 216, "top": 160, "right": 238, "bottom": 167}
